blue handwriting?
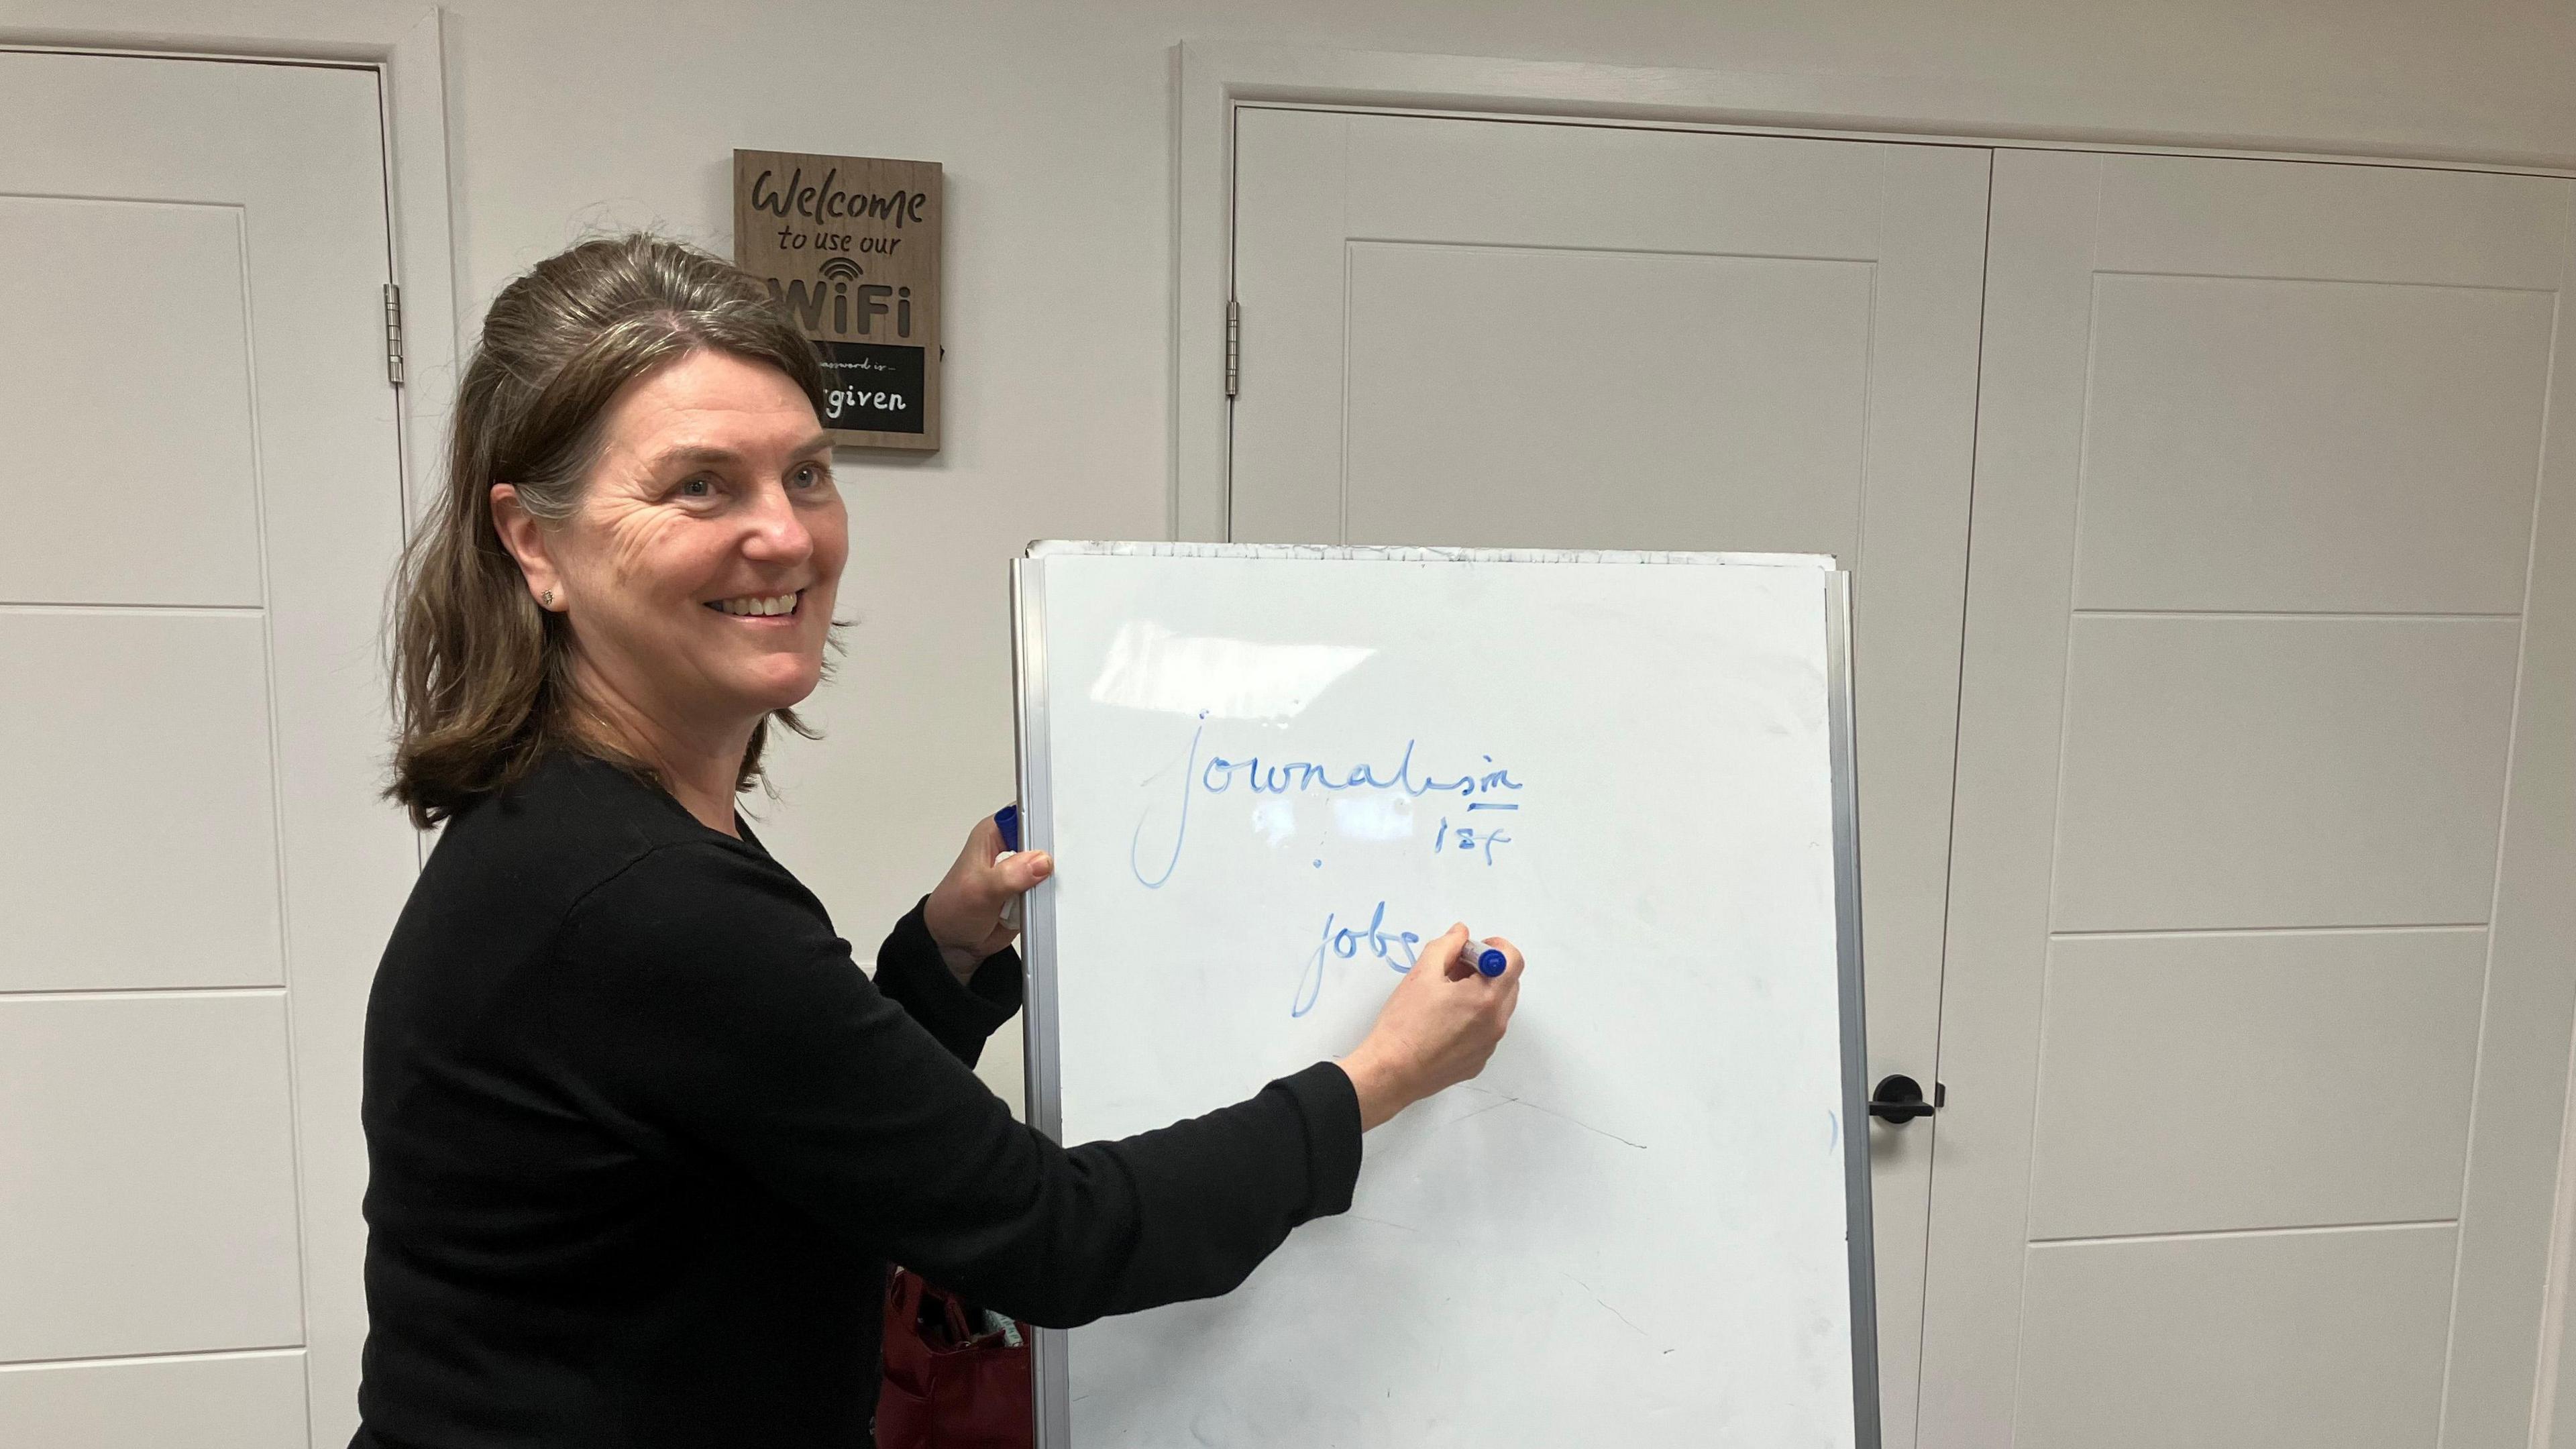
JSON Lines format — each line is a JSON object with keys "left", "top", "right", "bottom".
{"left": 1200, "top": 741, "right": 1523, "bottom": 800}
{"left": 1432, "top": 816, "right": 1513, "bottom": 865}
{"left": 1291, "top": 901, "right": 1422, "bottom": 1018}
{"left": 1131, "top": 714, "right": 1525, "bottom": 889}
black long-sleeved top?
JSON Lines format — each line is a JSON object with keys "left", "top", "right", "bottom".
{"left": 351, "top": 752, "right": 1361, "bottom": 1448}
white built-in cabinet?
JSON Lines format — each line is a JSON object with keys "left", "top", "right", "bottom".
{"left": 1922, "top": 149, "right": 2576, "bottom": 1449}
{"left": 1229, "top": 109, "right": 2576, "bottom": 1448}
{"left": 0, "top": 50, "right": 416, "bottom": 1449}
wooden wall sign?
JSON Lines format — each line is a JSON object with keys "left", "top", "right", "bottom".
{"left": 734, "top": 149, "right": 942, "bottom": 451}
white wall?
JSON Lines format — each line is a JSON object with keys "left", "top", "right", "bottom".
{"left": 414, "top": 0, "right": 2576, "bottom": 1108}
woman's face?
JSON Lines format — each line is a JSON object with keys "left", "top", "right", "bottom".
{"left": 503, "top": 350, "right": 847, "bottom": 749}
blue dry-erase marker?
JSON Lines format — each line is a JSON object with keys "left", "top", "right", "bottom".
{"left": 994, "top": 804, "right": 1024, "bottom": 932}
{"left": 1460, "top": 938, "right": 1507, "bottom": 977}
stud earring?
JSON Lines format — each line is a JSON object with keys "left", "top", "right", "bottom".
{"left": 539, "top": 590, "right": 555, "bottom": 608}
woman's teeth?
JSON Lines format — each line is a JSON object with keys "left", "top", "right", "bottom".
{"left": 710, "top": 591, "right": 800, "bottom": 617}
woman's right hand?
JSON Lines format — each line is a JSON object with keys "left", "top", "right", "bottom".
{"left": 1336, "top": 924, "right": 1525, "bottom": 1131}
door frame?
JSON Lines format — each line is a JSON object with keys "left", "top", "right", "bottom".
{"left": 1170, "top": 39, "right": 2576, "bottom": 543}
{"left": 1175, "top": 36, "right": 2576, "bottom": 1449}
{"left": 2, "top": 1, "right": 460, "bottom": 529}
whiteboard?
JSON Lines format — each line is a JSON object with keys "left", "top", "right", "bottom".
{"left": 1012, "top": 543, "right": 1876, "bottom": 1448}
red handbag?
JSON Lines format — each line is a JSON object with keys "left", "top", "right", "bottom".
{"left": 877, "top": 1267, "right": 1034, "bottom": 1449}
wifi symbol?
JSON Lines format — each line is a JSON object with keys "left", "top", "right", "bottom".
{"left": 818, "top": 257, "right": 863, "bottom": 282}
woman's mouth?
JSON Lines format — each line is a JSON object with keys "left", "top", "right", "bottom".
{"left": 706, "top": 590, "right": 802, "bottom": 618}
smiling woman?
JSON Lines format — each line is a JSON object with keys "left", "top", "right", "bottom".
{"left": 353, "top": 234, "right": 1527, "bottom": 1449}
{"left": 384, "top": 236, "right": 841, "bottom": 826}
{"left": 485, "top": 350, "right": 845, "bottom": 832}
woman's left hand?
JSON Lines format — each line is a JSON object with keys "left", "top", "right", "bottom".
{"left": 922, "top": 810, "right": 1053, "bottom": 977}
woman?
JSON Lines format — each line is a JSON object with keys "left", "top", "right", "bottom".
{"left": 355, "top": 233, "right": 1523, "bottom": 1449}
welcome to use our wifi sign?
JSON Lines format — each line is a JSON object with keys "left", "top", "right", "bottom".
{"left": 734, "top": 148, "right": 942, "bottom": 451}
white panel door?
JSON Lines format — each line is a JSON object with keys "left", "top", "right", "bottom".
{"left": 1226, "top": 108, "right": 1992, "bottom": 1445}
{"left": 0, "top": 51, "right": 418, "bottom": 1448}
{"left": 1921, "top": 150, "right": 2576, "bottom": 1449}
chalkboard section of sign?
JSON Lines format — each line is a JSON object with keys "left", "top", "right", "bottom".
{"left": 818, "top": 341, "right": 925, "bottom": 434}
{"left": 734, "top": 148, "right": 942, "bottom": 451}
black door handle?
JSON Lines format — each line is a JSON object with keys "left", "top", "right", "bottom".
{"left": 1869, "top": 1073, "right": 1943, "bottom": 1124}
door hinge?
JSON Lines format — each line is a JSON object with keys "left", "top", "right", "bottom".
{"left": 1223, "top": 298, "right": 1240, "bottom": 398}
{"left": 383, "top": 282, "right": 406, "bottom": 388}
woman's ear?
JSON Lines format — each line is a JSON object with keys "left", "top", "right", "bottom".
{"left": 489, "top": 484, "right": 562, "bottom": 610}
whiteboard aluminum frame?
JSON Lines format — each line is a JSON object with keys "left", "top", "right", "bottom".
{"left": 1011, "top": 543, "right": 1879, "bottom": 1448}
{"left": 1010, "top": 555, "right": 1075, "bottom": 1449}
{"left": 1826, "top": 570, "right": 1884, "bottom": 1449}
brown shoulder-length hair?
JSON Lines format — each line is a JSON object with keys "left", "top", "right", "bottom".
{"left": 385, "top": 233, "right": 830, "bottom": 828}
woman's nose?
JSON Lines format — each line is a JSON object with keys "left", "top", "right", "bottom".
{"left": 739, "top": 482, "right": 814, "bottom": 565}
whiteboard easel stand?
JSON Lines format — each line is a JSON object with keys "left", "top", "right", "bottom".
{"left": 1008, "top": 543, "right": 1883, "bottom": 1448}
